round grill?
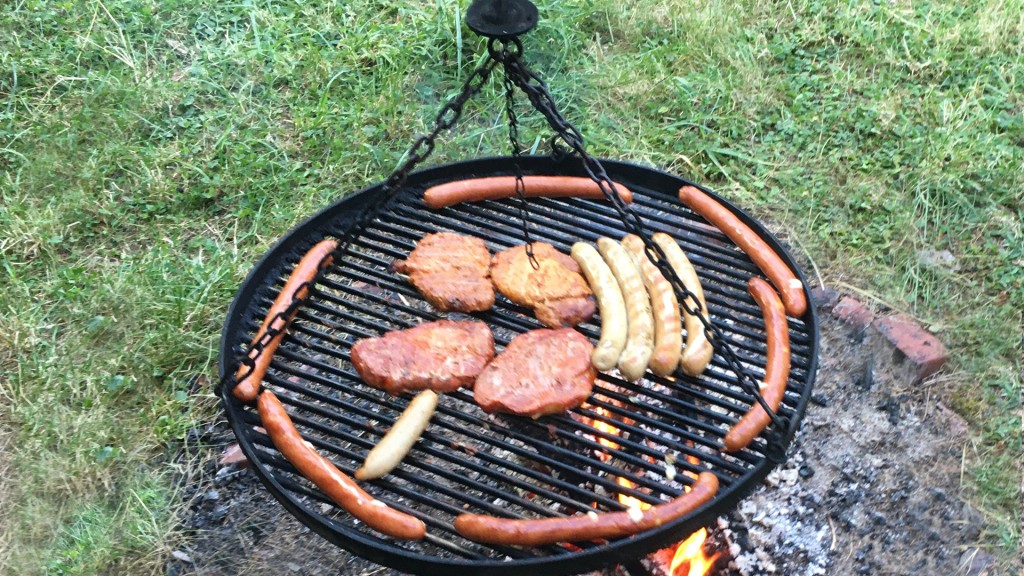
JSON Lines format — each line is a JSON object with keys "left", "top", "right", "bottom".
{"left": 218, "top": 156, "right": 819, "bottom": 576}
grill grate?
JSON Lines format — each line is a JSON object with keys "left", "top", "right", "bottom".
{"left": 219, "top": 156, "right": 818, "bottom": 576}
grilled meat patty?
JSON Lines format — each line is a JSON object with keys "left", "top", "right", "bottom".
{"left": 351, "top": 320, "right": 495, "bottom": 396}
{"left": 393, "top": 232, "right": 494, "bottom": 313}
{"left": 474, "top": 328, "right": 596, "bottom": 418}
{"left": 491, "top": 243, "right": 596, "bottom": 328}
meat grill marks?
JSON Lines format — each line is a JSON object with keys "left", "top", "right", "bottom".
{"left": 490, "top": 242, "right": 596, "bottom": 328}
{"left": 393, "top": 232, "right": 495, "bottom": 313}
{"left": 351, "top": 320, "right": 495, "bottom": 396}
{"left": 474, "top": 328, "right": 597, "bottom": 418}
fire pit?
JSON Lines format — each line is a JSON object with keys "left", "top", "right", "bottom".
{"left": 217, "top": 155, "right": 819, "bottom": 576}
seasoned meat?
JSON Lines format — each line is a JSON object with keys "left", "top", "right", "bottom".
{"left": 393, "top": 232, "right": 494, "bottom": 312}
{"left": 474, "top": 329, "right": 596, "bottom": 418}
{"left": 351, "top": 320, "right": 495, "bottom": 396}
{"left": 491, "top": 243, "right": 596, "bottom": 328}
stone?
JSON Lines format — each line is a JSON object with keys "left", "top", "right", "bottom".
{"left": 810, "top": 285, "right": 840, "bottom": 310}
{"left": 957, "top": 548, "right": 994, "bottom": 576}
{"left": 832, "top": 296, "right": 873, "bottom": 329}
{"left": 872, "top": 314, "right": 949, "bottom": 382}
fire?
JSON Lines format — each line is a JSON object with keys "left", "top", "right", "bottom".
{"left": 591, "top": 406, "right": 621, "bottom": 461}
{"left": 616, "top": 475, "right": 646, "bottom": 510}
{"left": 585, "top": 410, "right": 719, "bottom": 575}
{"left": 669, "top": 527, "right": 720, "bottom": 576}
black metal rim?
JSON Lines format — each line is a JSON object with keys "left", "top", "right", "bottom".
{"left": 218, "top": 155, "right": 819, "bottom": 576}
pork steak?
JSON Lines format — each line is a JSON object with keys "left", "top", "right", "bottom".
{"left": 490, "top": 243, "right": 596, "bottom": 328}
{"left": 474, "top": 328, "right": 596, "bottom": 418}
{"left": 351, "top": 320, "right": 495, "bottom": 396}
{"left": 393, "top": 232, "right": 494, "bottom": 313}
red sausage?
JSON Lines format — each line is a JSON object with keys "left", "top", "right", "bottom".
{"left": 453, "top": 472, "right": 719, "bottom": 546}
{"left": 233, "top": 239, "right": 338, "bottom": 402}
{"left": 257, "top": 391, "right": 427, "bottom": 540}
{"left": 723, "top": 278, "right": 791, "bottom": 452}
{"left": 423, "top": 176, "right": 634, "bottom": 208}
{"left": 677, "top": 185, "right": 807, "bottom": 318}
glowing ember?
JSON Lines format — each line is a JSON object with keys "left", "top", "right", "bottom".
{"left": 668, "top": 527, "right": 719, "bottom": 576}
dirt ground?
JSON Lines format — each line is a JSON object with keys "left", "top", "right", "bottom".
{"left": 168, "top": 294, "right": 1005, "bottom": 576}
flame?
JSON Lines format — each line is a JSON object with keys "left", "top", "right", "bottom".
{"left": 669, "top": 528, "right": 720, "bottom": 576}
{"left": 591, "top": 406, "right": 621, "bottom": 462}
{"left": 585, "top": 409, "right": 718, "bottom": 575}
{"left": 616, "top": 475, "right": 646, "bottom": 510}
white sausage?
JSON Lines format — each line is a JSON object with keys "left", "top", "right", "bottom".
{"left": 621, "top": 234, "right": 683, "bottom": 377}
{"left": 596, "top": 238, "right": 653, "bottom": 382}
{"left": 355, "top": 390, "right": 438, "bottom": 480}
{"left": 652, "top": 233, "right": 713, "bottom": 376}
{"left": 571, "top": 242, "right": 629, "bottom": 371}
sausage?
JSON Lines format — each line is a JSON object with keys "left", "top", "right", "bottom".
{"left": 596, "top": 238, "right": 653, "bottom": 382}
{"left": 233, "top": 239, "right": 339, "bottom": 402}
{"left": 677, "top": 185, "right": 806, "bottom": 318}
{"left": 651, "top": 233, "right": 714, "bottom": 377}
{"left": 257, "top": 391, "right": 427, "bottom": 540}
{"left": 723, "top": 277, "right": 791, "bottom": 452}
{"left": 453, "top": 471, "right": 719, "bottom": 546}
{"left": 570, "top": 242, "right": 628, "bottom": 371}
{"left": 355, "top": 390, "right": 438, "bottom": 480}
{"left": 620, "top": 234, "right": 682, "bottom": 377}
{"left": 423, "top": 176, "right": 634, "bottom": 209}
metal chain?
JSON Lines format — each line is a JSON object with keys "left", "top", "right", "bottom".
{"left": 495, "top": 39, "right": 539, "bottom": 269}
{"left": 501, "top": 52, "right": 789, "bottom": 436}
{"left": 219, "top": 57, "right": 499, "bottom": 399}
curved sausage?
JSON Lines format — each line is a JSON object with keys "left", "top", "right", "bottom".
{"left": 677, "top": 185, "right": 807, "bottom": 318}
{"left": 424, "top": 176, "right": 634, "bottom": 208}
{"left": 596, "top": 238, "right": 653, "bottom": 382}
{"left": 651, "top": 233, "right": 714, "bottom": 377}
{"left": 257, "top": 391, "right": 427, "bottom": 540}
{"left": 356, "top": 390, "right": 438, "bottom": 480}
{"left": 723, "top": 277, "right": 791, "bottom": 452}
{"left": 233, "top": 239, "right": 338, "bottom": 402}
{"left": 571, "top": 242, "right": 628, "bottom": 371}
{"left": 453, "top": 471, "right": 719, "bottom": 546}
{"left": 620, "top": 234, "right": 682, "bottom": 377}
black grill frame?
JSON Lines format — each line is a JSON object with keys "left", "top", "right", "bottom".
{"left": 218, "top": 156, "right": 819, "bottom": 576}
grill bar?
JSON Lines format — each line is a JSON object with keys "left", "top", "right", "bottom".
{"left": 220, "top": 156, "right": 818, "bottom": 576}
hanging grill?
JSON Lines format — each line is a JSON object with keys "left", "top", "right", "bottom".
{"left": 218, "top": 155, "right": 819, "bottom": 576}
{"left": 217, "top": 2, "right": 818, "bottom": 574}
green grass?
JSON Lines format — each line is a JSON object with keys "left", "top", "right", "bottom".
{"left": 1, "top": 0, "right": 1021, "bottom": 573}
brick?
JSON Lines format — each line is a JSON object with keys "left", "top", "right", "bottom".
{"left": 810, "top": 285, "right": 840, "bottom": 310}
{"left": 872, "top": 313, "right": 949, "bottom": 382}
{"left": 832, "top": 296, "right": 873, "bottom": 329}
{"left": 218, "top": 443, "right": 251, "bottom": 468}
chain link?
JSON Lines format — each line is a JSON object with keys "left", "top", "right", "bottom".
{"left": 495, "top": 40, "right": 539, "bottom": 269}
{"left": 220, "top": 57, "right": 499, "bottom": 399}
{"left": 501, "top": 53, "right": 788, "bottom": 435}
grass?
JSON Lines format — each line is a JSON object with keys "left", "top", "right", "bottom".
{"left": 0, "top": 0, "right": 1020, "bottom": 573}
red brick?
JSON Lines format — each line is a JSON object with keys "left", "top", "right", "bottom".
{"left": 872, "top": 314, "right": 949, "bottom": 382}
{"left": 218, "top": 443, "right": 251, "bottom": 468}
{"left": 832, "top": 296, "right": 873, "bottom": 329}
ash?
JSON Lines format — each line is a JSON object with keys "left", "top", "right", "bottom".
{"left": 724, "top": 452, "right": 830, "bottom": 576}
{"left": 715, "top": 313, "right": 993, "bottom": 576}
